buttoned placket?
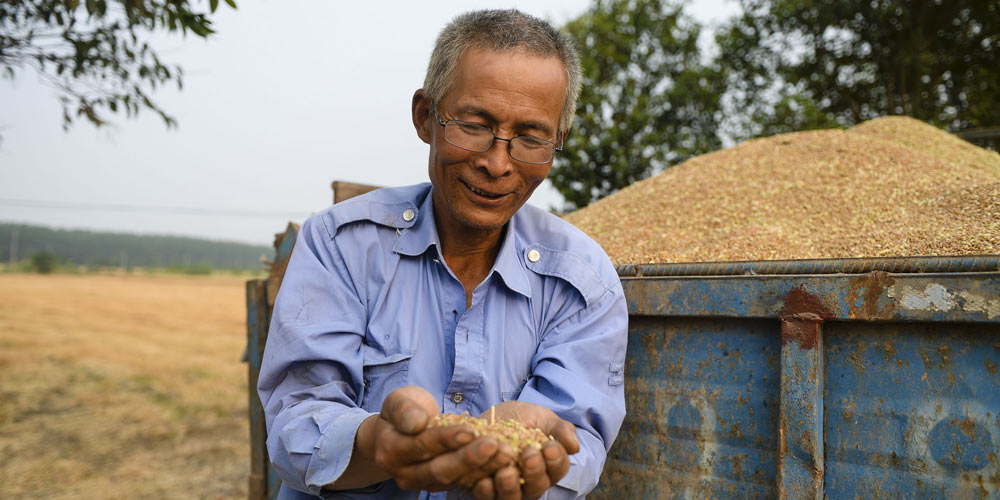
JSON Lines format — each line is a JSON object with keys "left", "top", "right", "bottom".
{"left": 442, "top": 276, "right": 488, "bottom": 415}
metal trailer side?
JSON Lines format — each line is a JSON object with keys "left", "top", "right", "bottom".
{"left": 593, "top": 256, "right": 1000, "bottom": 499}
{"left": 246, "top": 254, "right": 1000, "bottom": 500}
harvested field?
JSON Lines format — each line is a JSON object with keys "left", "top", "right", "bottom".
{"left": 0, "top": 273, "right": 250, "bottom": 500}
{"left": 565, "top": 116, "right": 1000, "bottom": 264}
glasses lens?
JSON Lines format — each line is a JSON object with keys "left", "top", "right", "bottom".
{"left": 510, "top": 136, "right": 556, "bottom": 164}
{"left": 444, "top": 122, "right": 493, "bottom": 152}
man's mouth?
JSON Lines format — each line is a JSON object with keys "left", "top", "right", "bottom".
{"left": 462, "top": 180, "right": 507, "bottom": 200}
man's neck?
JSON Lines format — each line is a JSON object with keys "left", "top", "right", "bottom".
{"left": 434, "top": 211, "right": 505, "bottom": 308}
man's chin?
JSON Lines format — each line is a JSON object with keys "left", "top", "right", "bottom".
{"left": 454, "top": 210, "right": 511, "bottom": 233}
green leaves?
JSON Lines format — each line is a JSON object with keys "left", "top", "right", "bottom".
{"left": 716, "top": 0, "right": 1000, "bottom": 138}
{"left": 2, "top": 0, "right": 238, "bottom": 131}
{"left": 553, "top": 0, "right": 724, "bottom": 209}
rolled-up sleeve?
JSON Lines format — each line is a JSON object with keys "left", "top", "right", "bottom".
{"left": 257, "top": 217, "right": 374, "bottom": 496}
{"left": 520, "top": 283, "right": 629, "bottom": 499}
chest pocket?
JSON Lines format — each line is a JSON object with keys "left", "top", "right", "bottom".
{"left": 360, "top": 344, "right": 413, "bottom": 412}
{"left": 501, "top": 378, "right": 528, "bottom": 402}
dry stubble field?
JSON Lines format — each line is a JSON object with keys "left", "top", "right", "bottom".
{"left": 0, "top": 273, "right": 251, "bottom": 500}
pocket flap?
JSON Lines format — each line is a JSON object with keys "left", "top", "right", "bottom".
{"left": 362, "top": 345, "right": 413, "bottom": 366}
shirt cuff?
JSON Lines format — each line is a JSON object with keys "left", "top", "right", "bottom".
{"left": 305, "top": 407, "right": 376, "bottom": 496}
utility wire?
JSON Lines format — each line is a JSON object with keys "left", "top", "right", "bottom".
{"left": 0, "top": 197, "right": 308, "bottom": 219}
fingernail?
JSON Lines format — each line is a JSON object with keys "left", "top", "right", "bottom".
{"left": 455, "top": 430, "right": 474, "bottom": 445}
{"left": 524, "top": 454, "right": 542, "bottom": 469}
{"left": 543, "top": 445, "right": 559, "bottom": 460}
{"left": 401, "top": 408, "right": 424, "bottom": 432}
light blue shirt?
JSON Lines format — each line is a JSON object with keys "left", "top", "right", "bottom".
{"left": 258, "top": 183, "right": 627, "bottom": 500}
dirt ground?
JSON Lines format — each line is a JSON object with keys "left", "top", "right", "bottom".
{"left": 0, "top": 273, "right": 251, "bottom": 500}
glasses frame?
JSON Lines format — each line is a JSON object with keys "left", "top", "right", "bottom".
{"left": 433, "top": 109, "right": 562, "bottom": 165}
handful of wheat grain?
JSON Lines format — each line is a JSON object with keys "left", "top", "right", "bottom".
{"left": 429, "top": 410, "right": 552, "bottom": 456}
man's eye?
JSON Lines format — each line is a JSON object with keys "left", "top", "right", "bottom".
{"left": 455, "top": 123, "right": 489, "bottom": 136}
{"left": 517, "top": 137, "right": 550, "bottom": 150}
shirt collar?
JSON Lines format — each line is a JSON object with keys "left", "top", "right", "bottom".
{"left": 490, "top": 211, "right": 532, "bottom": 299}
{"left": 393, "top": 185, "right": 438, "bottom": 257}
{"left": 394, "top": 187, "right": 532, "bottom": 300}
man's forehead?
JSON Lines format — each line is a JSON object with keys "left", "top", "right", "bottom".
{"left": 441, "top": 48, "right": 566, "bottom": 129}
{"left": 450, "top": 103, "right": 556, "bottom": 135}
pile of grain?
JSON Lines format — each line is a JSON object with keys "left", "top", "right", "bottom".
{"left": 430, "top": 412, "right": 551, "bottom": 456}
{"left": 564, "top": 116, "right": 1000, "bottom": 264}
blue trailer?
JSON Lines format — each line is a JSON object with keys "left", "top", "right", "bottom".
{"left": 247, "top": 240, "right": 1000, "bottom": 499}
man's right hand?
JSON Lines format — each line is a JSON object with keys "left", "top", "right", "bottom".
{"left": 330, "top": 385, "right": 516, "bottom": 492}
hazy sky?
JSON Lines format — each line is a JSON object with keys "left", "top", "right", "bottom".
{"left": 1, "top": 0, "right": 740, "bottom": 245}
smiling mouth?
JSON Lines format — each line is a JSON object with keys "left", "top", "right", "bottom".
{"left": 462, "top": 180, "right": 508, "bottom": 200}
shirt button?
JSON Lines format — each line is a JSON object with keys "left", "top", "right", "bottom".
{"left": 451, "top": 392, "right": 464, "bottom": 403}
{"left": 527, "top": 249, "right": 541, "bottom": 262}
{"left": 402, "top": 209, "right": 415, "bottom": 222}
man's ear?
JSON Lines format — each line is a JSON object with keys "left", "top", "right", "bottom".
{"left": 412, "top": 89, "right": 433, "bottom": 145}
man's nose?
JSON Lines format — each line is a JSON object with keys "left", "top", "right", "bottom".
{"left": 479, "top": 138, "right": 514, "bottom": 178}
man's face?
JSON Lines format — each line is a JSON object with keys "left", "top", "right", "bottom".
{"left": 413, "top": 47, "right": 567, "bottom": 234}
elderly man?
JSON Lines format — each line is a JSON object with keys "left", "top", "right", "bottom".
{"left": 258, "top": 9, "right": 627, "bottom": 500}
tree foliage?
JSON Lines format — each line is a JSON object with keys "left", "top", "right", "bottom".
{"left": 30, "top": 251, "right": 58, "bottom": 273}
{"left": 716, "top": 0, "right": 1000, "bottom": 139}
{"left": 1, "top": 0, "right": 235, "bottom": 130}
{"left": 553, "top": 0, "right": 724, "bottom": 210}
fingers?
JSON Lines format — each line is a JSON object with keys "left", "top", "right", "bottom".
{"left": 381, "top": 386, "right": 440, "bottom": 434}
{"left": 377, "top": 420, "right": 475, "bottom": 464}
{"left": 394, "top": 436, "right": 504, "bottom": 491}
{"left": 469, "top": 476, "right": 496, "bottom": 500}
{"left": 494, "top": 465, "right": 522, "bottom": 500}
{"left": 544, "top": 419, "right": 580, "bottom": 455}
{"left": 540, "top": 440, "right": 571, "bottom": 486}
{"left": 518, "top": 447, "right": 551, "bottom": 500}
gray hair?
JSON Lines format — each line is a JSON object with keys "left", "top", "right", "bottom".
{"left": 423, "top": 9, "right": 582, "bottom": 135}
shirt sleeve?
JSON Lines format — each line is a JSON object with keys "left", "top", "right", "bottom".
{"left": 519, "top": 280, "right": 629, "bottom": 499}
{"left": 256, "top": 217, "right": 375, "bottom": 497}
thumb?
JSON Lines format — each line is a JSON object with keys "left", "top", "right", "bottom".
{"left": 380, "top": 385, "right": 440, "bottom": 434}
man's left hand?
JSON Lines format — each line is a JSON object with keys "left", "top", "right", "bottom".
{"left": 466, "top": 401, "right": 580, "bottom": 500}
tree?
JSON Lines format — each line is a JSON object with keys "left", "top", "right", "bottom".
{"left": 1, "top": 0, "right": 235, "bottom": 130}
{"left": 31, "top": 251, "right": 58, "bottom": 273}
{"left": 716, "top": 0, "right": 1000, "bottom": 139}
{"left": 553, "top": 0, "right": 724, "bottom": 210}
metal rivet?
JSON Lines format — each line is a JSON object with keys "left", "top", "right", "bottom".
{"left": 527, "top": 249, "right": 541, "bottom": 263}
{"left": 402, "top": 209, "right": 415, "bottom": 222}
{"left": 451, "top": 392, "right": 464, "bottom": 403}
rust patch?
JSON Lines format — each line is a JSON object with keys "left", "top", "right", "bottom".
{"left": 845, "top": 271, "right": 897, "bottom": 319}
{"left": 781, "top": 318, "right": 822, "bottom": 350}
{"left": 986, "top": 358, "right": 998, "bottom": 375}
{"left": 782, "top": 286, "right": 833, "bottom": 318}
{"left": 883, "top": 341, "right": 896, "bottom": 361}
{"left": 958, "top": 418, "right": 979, "bottom": 441}
{"left": 938, "top": 345, "right": 952, "bottom": 367}
{"left": 780, "top": 287, "right": 832, "bottom": 350}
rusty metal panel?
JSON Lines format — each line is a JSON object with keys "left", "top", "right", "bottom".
{"left": 592, "top": 316, "right": 781, "bottom": 499}
{"left": 623, "top": 272, "right": 1000, "bottom": 323}
{"left": 824, "top": 321, "right": 1000, "bottom": 499}
{"left": 598, "top": 267, "right": 999, "bottom": 499}
{"left": 777, "top": 288, "right": 829, "bottom": 499}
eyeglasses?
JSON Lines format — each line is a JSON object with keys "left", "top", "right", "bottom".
{"left": 434, "top": 111, "right": 561, "bottom": 165}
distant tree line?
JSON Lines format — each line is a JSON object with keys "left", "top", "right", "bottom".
{"left": 0, "top": 223, "right": 269, "bottom": 271}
